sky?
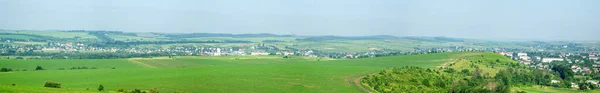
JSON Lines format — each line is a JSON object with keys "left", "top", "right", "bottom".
{"left": 0, "top": 0, "right": 599, "bottom": 41}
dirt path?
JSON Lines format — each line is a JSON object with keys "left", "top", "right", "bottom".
{"left": 128, "top": 59, "right": 157, "bottom": 68}
{"left": 354, "top": 75, "right": 373, "bottom": 93}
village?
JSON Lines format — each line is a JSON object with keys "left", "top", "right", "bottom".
{"left": 499, "top": 51, "right": 600, "bottom": 88}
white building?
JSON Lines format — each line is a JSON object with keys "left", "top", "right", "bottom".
{"left": 517, "top": 53, "right": 527, "bottom": 57}
{"left": 251, "top": 51, "right": 269, "bottom": 55}
{"left": 542, "top": 58, "right": 563, "bottom": 63}
{"left": 215, "top": 48, "right": 221, "bottom": 56}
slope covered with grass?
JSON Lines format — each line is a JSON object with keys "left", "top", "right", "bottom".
{"left": 0, "top": 52, "right": 478, "bottom": 93}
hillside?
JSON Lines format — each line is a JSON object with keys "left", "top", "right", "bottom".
{"left": 360, "top": 52, "right": 600, "bottom": 93}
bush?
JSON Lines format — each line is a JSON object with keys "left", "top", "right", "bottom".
{"left": 149, "top": 88, "right": 158, "bottom": 93}
{"left": 43, "top": 81, "right": 61, "bottom": 88}
{"left": 98, "top": 85, "right": 104, "bottom": 91}
{"left": 1, "top": 68, "right": 12, "bottom": 72}
{"left": 130, "top": 89, "right": 145, "bottom": 93}
{"left": 91, "top": 67, "right": 98, "bottom": 69}
{"left": 58, "top": 68, "right": 65, "bottom": 70}
{"left": 35, "top": 66, "right": 44, "bottom": 70}
{"left": 117, "top": 89, "right": 126, "bottom": 92}
{"left": 461, "top": 69, "right": 470, "bottom": 75}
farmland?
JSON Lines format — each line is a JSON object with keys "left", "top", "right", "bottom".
{"left": 0, "top": 52, "right": 474, "bottom": 93}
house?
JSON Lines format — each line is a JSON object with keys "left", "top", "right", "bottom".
{"left": 551, "top": 80, "right": 560, "bottom": 84}
{"left": 542, "top": 58, "right": 563, "bottom": 63}
{"left": 582, "top": 67, "right": 592, "bottom": 74}
{"left": 520, "top": 56, "right": 530, "bottom": 61}
{"left": 499, "top": 52, "right": 506, "bottom": 55}
{"left": 304, "top": 50, "right": 313, "bottom": 56}
{"left": 572, "top": 66, "right": 581, "bottom": 73}
{"left": 517, "top": 52, "right": 527, "bottom": 56}
{"left": 571, "top": 82, "right": 579, "bottom": 89}
{"left": 535, "top": 56, "right": 541, "bottom": 60}
{"left": 283, "top": 52, "right": 294, "bottom": 56}
{"left": 345, "top": 54, "right": 354, "bottom": 58}
{"left": 590, "top": 57, "right": 599, "bottom": 60}
{"left": 594, "top": 63, "right": 600, "bottom": 68}
{"left": 251, "top": 51, "right": 269, "bottom": 55}
{"left": 521, "top": 61, "right": 531, "bottom": 65}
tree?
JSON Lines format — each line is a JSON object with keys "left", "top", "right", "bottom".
{"left": 35, "top": 66, "right": 44, "bottom": 70}
{"left": 98, "top": 85, "right": 104, "bottom": 91}
{"left": 551, "top": 65, "right": 574, "bottom": 79}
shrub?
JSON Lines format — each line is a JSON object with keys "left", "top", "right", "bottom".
{"left": 117, "top": 89, "right": 125, "bottom": 92}
{"left": 11, "top": 84, "right": 15, "bottom": 86}
{"left": 43, "top": 81, "right": 61, "bottom": 88}
{"left": 1, "top": 68, "right": 12, "bottom": 72}
{"left": 130, "top": 89, "right": 144, "bottom": 93}
{"left": 149, "top": 88, "right": 158, "bottom": 93}
{"left": 98, "top": 85, "right": 104, "bottom": 91}
{"left": 57, "top": 68, "right": 65, "bottom": 70}
{"left": 35, "top": 66, "right": 44, "bottom": 70}
{"left": 461, "top": 69, "right": 470, "bottom": 75}
{"left": 91, "top": 67, "right": 98, "bottom": 69}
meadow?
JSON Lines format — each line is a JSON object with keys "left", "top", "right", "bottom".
{"left": 0, "top": 52, "right": 474, "bottom": 93}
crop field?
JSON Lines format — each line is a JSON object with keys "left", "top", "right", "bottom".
{"left": 14, "top": 31, "right": 97, "bottom": 39}
{"left": 107, "top": 34, "right": 163, "bottom": 41}
{"left": 0, "top": 34, "right": 39, "bottom": 40}
{"left": 186, "top": 37, "right": 298, "bottom": 42}
{"left": 0, "top": 52, "right": 479, "bottom": 93}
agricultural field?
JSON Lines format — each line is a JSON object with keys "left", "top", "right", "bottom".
{"left": 106, "top": 34, "right": 164, "bottom": 41}
{"left": 0, "top": 52, "right": 476, "bottom": 93}
{"left": 0, "top": 34, "right": 40, "bottom": 40}
{"left": 5, "top": 30, "right": 97, "bottom": 39}
{"left": 514, "top": 86, "right": 600, "bottom": 93}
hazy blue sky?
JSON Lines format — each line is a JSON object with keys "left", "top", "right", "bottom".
{"left": 0, "top": 0, "right": 598, "bottom": 40}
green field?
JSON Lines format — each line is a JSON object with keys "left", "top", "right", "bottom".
{"left": 514, "top": 86, "right": 600, "bottom": 93}
{"left": 0, "top": 52, "right": 478, "bottom": 93}
{"left": 14, "top": 31, "right": 97, "bottom": 39}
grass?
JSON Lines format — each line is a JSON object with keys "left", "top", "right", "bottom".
{"left": 12, "top": 42, "right": 47, "bottom": 45}
{"left": 14, "top": 31, "right": 97, "bottom": 39}
{"left": 514, "top": 85, "right": 600, "bottom": 93}
{"left": 106, "top": 34, "right": 163, "bottom": 41}
{"left": 0, "top": 35, "right": 39, "bottom": 40}
{"left": 0, "top": 52, "right": 483, "bottom": 93}
{"left": 0, "top": 85, "right": 97, "bottom": 93}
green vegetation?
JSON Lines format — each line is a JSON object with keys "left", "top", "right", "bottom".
{"left": 0, "top": 52, "right": 477, "bottom": 92}
{"left": 361, "top": 52, "right": 579, "bottom": 93}
{"left": 514, "top": 86, "right": 600, "bottom": 93}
